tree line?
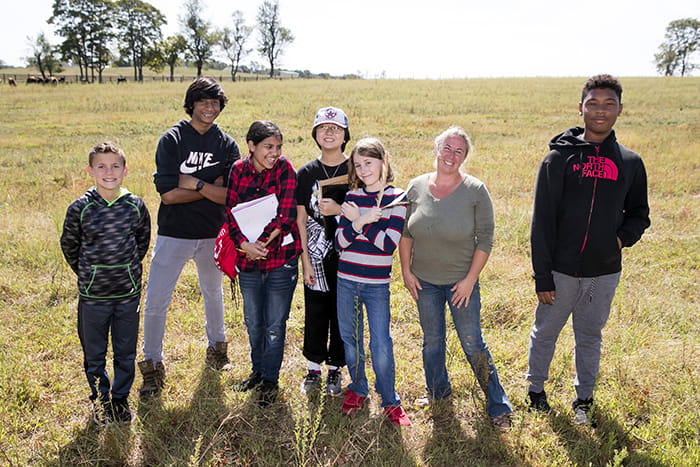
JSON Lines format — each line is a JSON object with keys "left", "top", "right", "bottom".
{"left": 25, "top": 5, "right": 698, "bottom": 81}
{"left": 29, "top": 0, "right": 293, "bottom": 83}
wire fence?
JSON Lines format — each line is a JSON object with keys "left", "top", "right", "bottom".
{"left": 1, "top": 73, "right": 302, "bottom": 85}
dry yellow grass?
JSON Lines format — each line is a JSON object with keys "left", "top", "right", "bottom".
{"left": 0, "top": 76, "right": 697, "bottom": 466}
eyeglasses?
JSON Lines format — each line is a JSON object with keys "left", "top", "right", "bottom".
{"left": 316, "top": 124, "right": 344, "bottom": 133}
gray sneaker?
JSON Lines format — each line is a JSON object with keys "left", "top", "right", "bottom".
{"left": 572, "top": 398, "right": 594, "bottom": 426}
{"left": 300, "top": 370, "right": 322, "bottom": 394}
{"left": 325, "top": 369, "right": 342, "bottom": 395}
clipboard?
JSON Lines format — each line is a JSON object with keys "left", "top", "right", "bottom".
{"left": 318, "top": 174, "right": 349, "bottom": 240}
{"left": 319, "top": 174, "right": 349, "bottom": 204}
{"left": 231, "top": 193, "right": 293, "bottom": 246}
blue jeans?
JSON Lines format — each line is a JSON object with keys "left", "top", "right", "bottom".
{"left": 238, "top": 258, "right": 298, "bottom": 383}
{"left": 417, "top": 279, "right": 512, "bottom": 417}
{"left": 336, "top": 277, "right": 400, "bottom": 407}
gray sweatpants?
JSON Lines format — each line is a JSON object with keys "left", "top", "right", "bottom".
{"left": 526, "top": 271, "right": 621, "bottom": 400}
{"left": 142, "top": 235, "right": 226, "bottom": 362}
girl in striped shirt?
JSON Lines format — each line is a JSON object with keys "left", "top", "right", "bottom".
{"left": 335, "top": 137, "right": 410, "bottom": 426}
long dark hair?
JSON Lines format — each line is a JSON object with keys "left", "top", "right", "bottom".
{"left": 246, "top": 120, "right": 283, "bottom": 147}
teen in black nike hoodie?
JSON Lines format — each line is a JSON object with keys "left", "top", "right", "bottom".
{"left": 526, "top": 75, "right": 650, "bottom": 426}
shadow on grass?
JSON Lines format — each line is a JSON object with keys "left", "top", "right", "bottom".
{"left": 55, "top": 406, "right": 135, "bottom": 465}
{"left": 292, "top": 390, "right": 416, "bottom": 465}
{"left": 138, "top": 365, "right": 230, "bottom": 465}
{"left": 423, "top": 398, "right": 523, "bottom": 466}
{"left": 547, "top": 404, "right": 665, "bottom": 466}
{"left": 334, "top": 405, "right": 414, "bottom": 465}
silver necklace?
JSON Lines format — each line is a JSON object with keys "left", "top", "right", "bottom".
{"left": 320, "top": 158, "right": 343, "bottom": 179}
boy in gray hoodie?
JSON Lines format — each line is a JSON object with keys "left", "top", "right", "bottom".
{"left": 61, "top": 141, "right": 151, "bottom": 424}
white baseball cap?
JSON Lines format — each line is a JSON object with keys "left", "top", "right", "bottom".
{"left": 313, "top": 106, "right": 349, "bottom": 129}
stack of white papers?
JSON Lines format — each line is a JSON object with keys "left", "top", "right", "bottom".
{"left": 231, "top": 193, "right": 293, "bottom": 245}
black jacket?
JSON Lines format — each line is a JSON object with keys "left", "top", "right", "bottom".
{"left": 530, "top": 127, "right": 650, "bottom": 292}
{"left": 61, "top": 187, "right": 151, "bottom": 304}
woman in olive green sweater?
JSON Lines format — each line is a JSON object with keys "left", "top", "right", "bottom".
{"left": 398, "top": 126, "right": 512, "bottom": 431}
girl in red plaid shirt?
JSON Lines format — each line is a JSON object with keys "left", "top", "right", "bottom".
{"left": 226, "top": 120, "right": 302, "bottom": 407}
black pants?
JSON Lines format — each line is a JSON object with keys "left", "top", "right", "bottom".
{"left": 77, "top": 296, "right": 140, "bottom": 401}
{"left": 302, "top": 253, "right": 345, "bottom": 367}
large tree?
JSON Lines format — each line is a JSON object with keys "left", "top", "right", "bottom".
{"left": 219, "top": 11, "right": 252, "bottom": 82}
{"left": 654, "top": 18, "right": 700, "bottom": 77}
{"left": 114, "top": 0, "right": 166, "bottom": 82}
{"left": 180, "top": 0, "right": 219, "bottom": 77}
{"left": 152, "top": 35, "right": 187, "bottom": 81}
{"left": 26, "top": 32, "right": 64, "bottom": 79}
{"left": 48, "top": 0, "right": 114, "bottom": 82}
{"left": 256, "top": 0, "right": 294, "bottom": 78}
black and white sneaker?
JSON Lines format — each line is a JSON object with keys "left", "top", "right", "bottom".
{"left": 112, "top": 397, "right": 132, "bottom": 423}
{"left": 235, "top": 371, "right": 263, "bottom": 392}
{"left": 300, "top": 370, "right": 322, "bottom": 394}
{"left": 92, "top": 398, "right": 113, "bottom": 426}
{"left": 258, "top": 380, "right": 279, "bottom": 408}
{"left": 325, "top": 369, "right": 342, "bottom": 395}
{"left": 528, "top": 390, "right": 551, "bottom": 413}
{"left": 572, "top": 397, "right": 595, "bottom": 426}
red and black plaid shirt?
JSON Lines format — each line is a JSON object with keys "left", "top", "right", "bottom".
{"left": 226, "top": 156, "right": 301, "bottom": 272}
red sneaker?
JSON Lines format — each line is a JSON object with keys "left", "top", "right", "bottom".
{"left": 341, "top": 390, "right": 366, "bottom": 415}
{"left": 384, "top": 405, "right": 411, "bottom": 426}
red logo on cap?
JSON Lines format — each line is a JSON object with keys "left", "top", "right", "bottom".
{"left": 325, "top": 108, "right": 337, "bottom": 119}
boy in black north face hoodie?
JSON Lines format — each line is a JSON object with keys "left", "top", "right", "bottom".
{"left": 61, "top": 141, "right": 151, "bottom": 424}
{"left": 525, "top": 75, "right": 650, "bottom": 426}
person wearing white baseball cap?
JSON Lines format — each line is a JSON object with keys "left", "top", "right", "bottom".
{"left": 295, "top": 106, "right": 351, "bottom": 396}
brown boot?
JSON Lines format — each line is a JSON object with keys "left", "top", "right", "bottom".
{"left": 138, "top": 359, "right": 165, "bottom": 399}
{"left": 206, "top": 342, "right": 233, "bottom": 371}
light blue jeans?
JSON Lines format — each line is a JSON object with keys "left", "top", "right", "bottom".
{"left": 417, "top": 279, "right": 512, "bottom": 418}
{"left": 142, "top": 235, "right": 225, "bottom": 362}
{"left": 336, "top": 277, "right": 400, "bottom": 407}
{"left": 238, "top": 258, "right": 298, "bottom": 383}
{"left": 527, "top": 271, "right": 621, "bottom": 400}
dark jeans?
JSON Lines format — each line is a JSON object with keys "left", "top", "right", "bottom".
{"left": 78, "top": 296, "right": 140, "bottom": 401}
{"left": 238, "top": 258, "right": 298, "bottom": 383}
{"left": 302, "top": 253, "right": 345, "bottom": 367}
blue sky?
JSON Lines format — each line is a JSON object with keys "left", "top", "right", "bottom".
{"left": 2, "top": 0, "right": 698, "bottom": 78}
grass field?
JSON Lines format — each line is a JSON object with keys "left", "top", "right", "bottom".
{"left": 0, "top": 75, "right": 698, "bottom": 466}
